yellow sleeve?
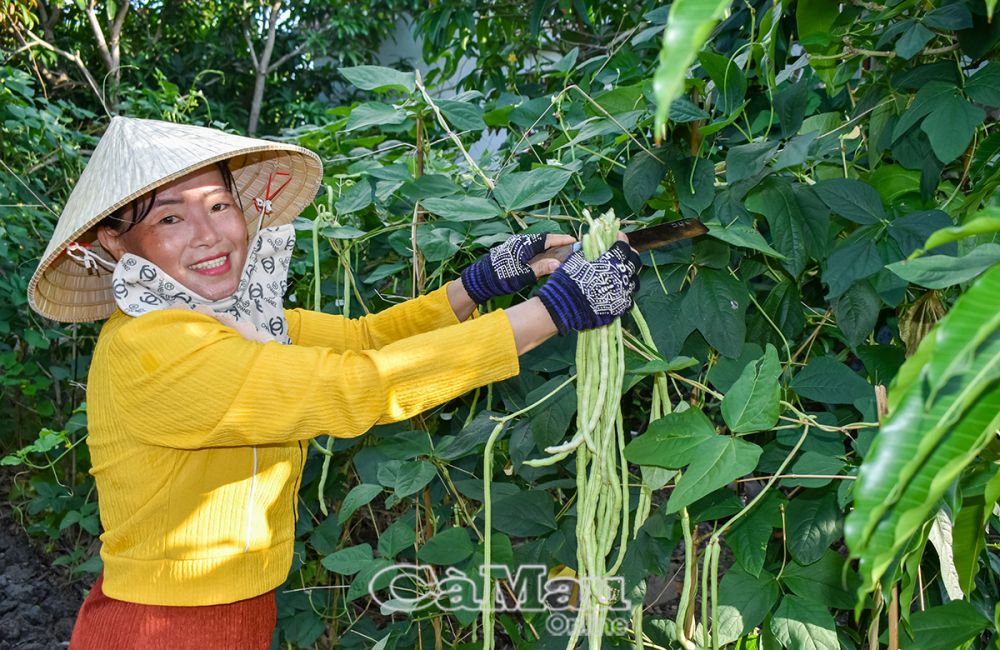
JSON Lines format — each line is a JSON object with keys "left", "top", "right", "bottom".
{"left": 285, "top": 283, "right": 464, "bottom": 352}
{"left": 103, "top": 306, "right": 518, "bottom": 449}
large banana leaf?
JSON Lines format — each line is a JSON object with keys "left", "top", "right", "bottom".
{"left": 651, "top": 0, "right": 731, "bottom": 139}
{"left": 845, "top": 262, "right": 1000, "bottom": 602}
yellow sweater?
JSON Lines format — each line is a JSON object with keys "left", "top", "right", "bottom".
{"left": 86, "top": 283, "right": 519, "bottom": 606}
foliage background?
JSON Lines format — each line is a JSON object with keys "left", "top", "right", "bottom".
{"left": 2, "top": 0, "right": 1000, "bottom": 648}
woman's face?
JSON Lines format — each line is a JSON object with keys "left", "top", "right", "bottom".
{"left": 98, "top": 165, "right": 249, "bottom": 300}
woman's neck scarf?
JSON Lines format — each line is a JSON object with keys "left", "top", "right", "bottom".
{"left": 110, "top": 224, "right": 296, "bottom": 344}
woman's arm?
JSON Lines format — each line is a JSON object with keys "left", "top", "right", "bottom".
{"left": 285, "top": 283, "right": 463, "bottom": 351}
{"left": 102, "top": 306, "right": 523, "bottom": 450}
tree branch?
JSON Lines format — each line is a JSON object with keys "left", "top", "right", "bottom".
{"left": 268, "top": 39, "right": 310, "bottom": 73}
{"left": 83, "top": 1, "right": 114, "bottom": 74}
{"left": 14, "top": 30, "right": 110, "bottom": 116}
{"left": 243, "top": 29, "right": 259, "bottom": 70}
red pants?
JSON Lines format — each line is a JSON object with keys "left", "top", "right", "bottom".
{"left": 68, "top": 573, "right": 276, "bottom": 649}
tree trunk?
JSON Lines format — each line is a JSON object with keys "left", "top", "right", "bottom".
{"left": 247, "top": 0, "right": 282, "bottom": 136}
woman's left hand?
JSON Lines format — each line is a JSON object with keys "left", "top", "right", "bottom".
{"left": 460, "top": 233, "right": 577, "bottom": 305}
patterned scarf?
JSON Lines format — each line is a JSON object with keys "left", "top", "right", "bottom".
{"left": 110, "top": 224, "right": 296, "bottom": 344}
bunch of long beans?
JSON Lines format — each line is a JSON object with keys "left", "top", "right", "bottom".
{"left": 524, "top": 209, "right": 630, "bottom": 649}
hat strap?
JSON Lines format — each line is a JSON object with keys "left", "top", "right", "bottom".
{"left": 66, "top": 242, "right": 116, "bottom": 272}
{"left": 252, "top": 170, "right": 293, "bottom": 235}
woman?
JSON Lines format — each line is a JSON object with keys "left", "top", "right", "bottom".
{"left": 28, "top": 116, "right": 640, "bottom": 649}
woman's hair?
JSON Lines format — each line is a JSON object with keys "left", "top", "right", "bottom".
{"left": 98, "top": 160, "right": 242, "bottom": 235}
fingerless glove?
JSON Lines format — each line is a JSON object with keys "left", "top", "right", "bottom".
{"left": 460, "top": 233, "right": 549, "bottom": 304}
{"left": 536, "top": 241, "right": 641, "bottom": 334}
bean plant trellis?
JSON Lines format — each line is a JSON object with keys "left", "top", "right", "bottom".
{"left": 3, "top": 1, "right": 1000, "bottom": 648}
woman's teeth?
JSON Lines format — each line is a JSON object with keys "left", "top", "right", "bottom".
{"left": 189, "top": 255, "right": 227, "bottom": 270}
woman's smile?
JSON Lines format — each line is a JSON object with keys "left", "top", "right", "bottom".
{"left": 188, "top": 253, "right": 232, "bottom": 274}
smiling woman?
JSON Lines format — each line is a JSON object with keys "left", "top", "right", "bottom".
{"left": 27, "top": 116, "right": 640, "bottom": 650}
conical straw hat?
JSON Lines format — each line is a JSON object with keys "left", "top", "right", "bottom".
{"left": 28, "top": 116, "right": 323, "bottom": 322}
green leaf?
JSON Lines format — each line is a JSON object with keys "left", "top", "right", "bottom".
{"left": 393, "top": 460, "right": 437, "bottom": 498}
{"left": 624, "top": 408, "right": 718, "bottom": 469}
{"left": 745, "top": 178, "right": 826, "bottom": 277}
{"left": 953, "top": 468, "right": 1000, "bottom": 593}
{"left": 722, "top": 344, "right": 781, "bottom": 433}
{"left": 347, "top": 558, "right": 393, "bottom": 602}
{"left": 437, "top": 99, "right": 486, "bottom": 130}
{"left": 378, "top": 518, "right": 416, "bottom": 558}
{"left": 915, "top": 207, "right": 1000, "bottom": 256}
{"left": 699, "top": 50, "right": 748, "bottom": 115}
{"left": 920, "top": 95, "right": 985, "bottom": 163}
{"left": 725, "top": 140, "right": 779, "bottom": 183}
{"left": 923, "top": 4, "right": 973, "bottom": 30}
{"left": 791, "top": 356, "right": 873, "bottom": 405}
{"left": 23, "top": 329, "right": 50, "bottom": 350}
{"left": 715, "top": 568, "right": 780, "bottom": 644}
{"left": 668, "top": 97, "right": 710, "bottom": 123}
{"left": 966, "top": 62, "right": 1000, "bottom": 107}
{"left": 846, "top": 263, "right": 1000, "bottom": 600}
{"left": 336, "top": 181, "right": 373, "bottom": 214}
{"left": 527, "top": 376, "right": 576, "bottom": 449}
{"left": 651, "top": 0, "right": 732, "bottom": 136}
{"left": 579, "top": 176, "right": 613, "bottom": 205}
{"left": 813, "top": 179, "right": 884, "bottom": 224}
{"left": 823, "top": 232, "right": 883, "bottom": 299}
{"left": 781, "top": 551, "right": 858, "bottom": 610}
{"left": 667, "top": 434, "right": 762, "bottom": 513}
{"left": 491, "top": 490, "right": 557, "bottom": 536}
{"left": 322, "top": 225, "right": 366, "bottom": 240}
{"left": 833, "top": 281, "right": 881, "bottom": 348}
{"left": 403, "top": 174, "right": 460, "bottom": 201}
{"left": 706, "top": 219, "right": 786, "bottom": 259}
{"left": 416, "top": 226, "right": 464, "bottom": 262}
{"left": 493, "top": 167, "right": 573, "bottom": 212}
{"left": 904, "top": 601, "right": 990, "bottom": 650}
{"left": 892, "top": 81, "right": 955, "bottom": 140}
{"left": 623, "top": 149, "right": 668, "bottom": 213}
{"left": 339, "top": 65, "right": 415, "bottom": 94}
{"left": 421, "top": 196, "right": 501, "bottom": 221}
{"left": 774, "top": 80, "right": 810, "bottom": 138}
{"left": 887, "top": 243, "right": 1000, "bottom": 288}
{"left": 309, "top": 514, "right": 342, "bottom": 556}
{"left": 786, "top": 490, "right": 841, "bottom": 565}
{"left": 890, "top": 209, "right": 955, "bottom": 257}
{"left": 338, "top": 484, "right": 382, "bottom": 524}
{"left": 321, "top": 544, "right": 373, "bottom": 575}
{"left": 782, "top": 451, "right": 846, "bottom": 489}
{"left": 682, "top": 268, "right": 749, "bottom": 359}
{"left": 669, "top": 156, "right": 716, "bottom": 216}
{"left": 344, "top": 102, "right": 407, "bottom": 132}
{"left": 417, "top": 528, "right": 474, "bottom": 565}
{"left": 770, "top": 595, "right": 838, "bottom": 650}
{"left": 895, "top": 22, "right": 935, "bottom": 60}
{"left": 727, "top": 492, "right": 783, "bottom": 577}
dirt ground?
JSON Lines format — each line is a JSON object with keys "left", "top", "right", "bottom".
{"left": 0, "top": 483, "right": 86, "bottom": 649}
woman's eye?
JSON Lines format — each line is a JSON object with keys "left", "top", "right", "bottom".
{"left": 159, "top": 215, "right": 179, "bottom": 225}
{"left": 211, "top": 203, "right": 230, "bottom": 212}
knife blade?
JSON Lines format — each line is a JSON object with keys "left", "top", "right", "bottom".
{"left": 527, "top": 218, "right": 708, "bottom": 265}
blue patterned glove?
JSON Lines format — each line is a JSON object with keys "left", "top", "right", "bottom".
{"left": 460, "top": 233, "right": 549, "bottom": 304}
{"left": 536, "top": 241, "right": 641, "bottom": 334}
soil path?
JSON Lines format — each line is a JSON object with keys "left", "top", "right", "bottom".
{"left": 0, "top": 484, "right": 85, "bottom": 649}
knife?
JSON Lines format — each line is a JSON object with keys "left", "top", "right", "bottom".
{"left": 527, "top": 218, "right": 708, "bottom": 265}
